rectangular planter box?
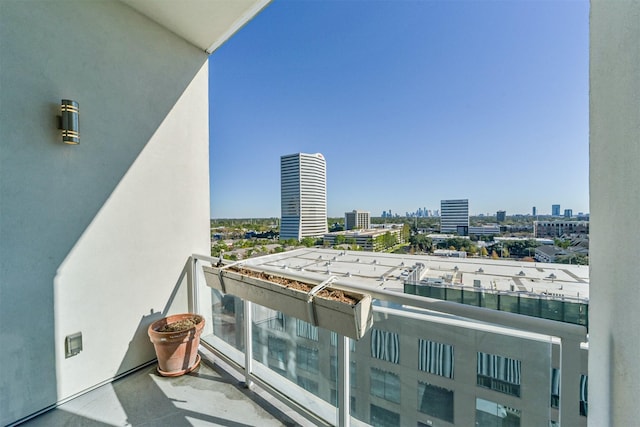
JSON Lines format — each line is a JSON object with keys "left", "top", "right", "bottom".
{"left": 203, "top": 264, "right": 373, "bottom": 340}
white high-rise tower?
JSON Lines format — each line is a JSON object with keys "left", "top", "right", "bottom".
{"left": 280, "top": 153, "right": 328, "bottom": 240}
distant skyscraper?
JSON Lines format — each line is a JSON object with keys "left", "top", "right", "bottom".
{"left": 280, "top": 153, "right": 328, "bottom": 240}
{"left": 532, "top": 206, "right": 537, "bottom": 216}
{"left": 496, "top": 210, "right": 506, "bottom": 222}
{"left": 564, "top": 209, "right": 573, "bottom": 218}
{"left": 440, "top": 199, "right": 469, "bottom": 235}
{"left": 345, "top": 210, "right": 370, "bottom": 230}
{"left": 552, "top": 204, "right": 561, "bottom": 216}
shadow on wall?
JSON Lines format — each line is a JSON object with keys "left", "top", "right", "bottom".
{"left": 117, "top": 258, "right": 193, "bottom": 376}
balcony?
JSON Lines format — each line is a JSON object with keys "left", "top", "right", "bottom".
{"left": 2, "top": 1, "right": 639, "bottom": 425}
{"left": 20, "top": 248, "right": 588, "bottom": 427}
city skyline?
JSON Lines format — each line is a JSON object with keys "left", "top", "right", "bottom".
{"left": 209, "top": 1, "right": 589, "bottom": 218}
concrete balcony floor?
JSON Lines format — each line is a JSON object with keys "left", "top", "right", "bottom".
{"left": 23, "top": 354, "right": 303, "bottom": 427}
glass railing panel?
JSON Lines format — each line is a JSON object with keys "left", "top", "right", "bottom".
{"left": 462, "top": 288, "right": 481, "bottom": 306}
{"left": 196, "top": 259, "right": 576, "bottom": 427}
{"left": 201, "top": 289, "right": 246, "bottom": 367}
{"left": 446, "top": 287, "right": 463, "bottom": 303}
{"left": 540, "top": 299, "right": 564, "bottom": 322}
{"left": 346, "top": 303, "right": 553, "bottom": 427}
{"left": 499, "top": 294, "right": 520, "bottom": 314}
{"left": 482, "top": 292, "right": 500, "bottom": 310}
{"left": 519, "top": 295, "right": 539, "bottom": 317}
{"left": 404, "top": 281, "right": 588, "bottom": 328}
{"left": 249, "top": 303, "right": 348, "bottom": 424}
{"left": 564, "top": 302, "right": 588, "bottom": 327}
{"left": 429, "top": 286, "right": 446, "bottom": 300}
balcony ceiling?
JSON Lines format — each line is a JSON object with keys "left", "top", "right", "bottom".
{"left": 120, "top": 0, "right": 271, "bottom": 53}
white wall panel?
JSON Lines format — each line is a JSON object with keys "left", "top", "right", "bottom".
{"left": 589, "top": 2, "right": 640, "bottom": 425}
{"left": 0, "top": 1, "right": 209, "bottom": 423}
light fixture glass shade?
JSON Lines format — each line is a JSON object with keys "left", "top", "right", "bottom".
{"left": 61, "top": 99, "right": 79, "bottom": 144}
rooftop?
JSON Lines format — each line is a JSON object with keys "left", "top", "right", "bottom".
{"left": 236, "top": 248, "right": 589, "bottom": 300}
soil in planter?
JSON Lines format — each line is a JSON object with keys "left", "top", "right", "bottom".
{"left": 158, "top": 316, "right": 202, "bottom": 332}
{"left": 229, "top": 267, "right": 358, "bottom": 305}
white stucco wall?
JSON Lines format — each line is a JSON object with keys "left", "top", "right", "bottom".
{"left": 0, "top": 1, "right": 210, "bottom": 424}
{"left": 589, "top": 1, "right": 640, "bottom": 426}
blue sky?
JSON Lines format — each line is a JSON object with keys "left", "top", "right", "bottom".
{"left": 209, "top": 0, "right": 589, "bottom": 218}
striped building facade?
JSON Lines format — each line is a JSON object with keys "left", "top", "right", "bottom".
{"left": 280, "top": 153, "right": 328, "bottom": 240}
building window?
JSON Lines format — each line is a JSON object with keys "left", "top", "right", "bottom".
{"left": 330, "top": 390, "right": 356, "bottom": 411}
{"left": 330, "top": 356, "right": 357, "bottom": 385}
{"left": 475, "top": 398, "right": 521, "bottom": 427}
{"left": 580, "top": 374, "right": 588, "bottom": 416}
{"left": 267, "top": 336, "right": 287, "bottom": 373}
{"left": 296, "top": 345, "right": 319, "bottom": 373}
{"left": 267, "top": 310, "right": 285, "bottom": 331}
{"left": 477, "top": 352, "right": 521, "bottom": 397}
{"left": 418, "top": 339, "right": 454, "bottom": 379}
{"left": 370, "top": 368, "right": 400, "bottom": 403}
{"left": 296, "top": 319, "right": 319, "bottom": 341}
{"left": 371, "top": 329, "right": 400, "bottom": 364}
{"left": 297, "top": 376, "right": 319, "bottom": 394}
{"left": 370, "top": 404, "right": 400, "bottom": 427}
{"left": 551, "top": 368, "right": 560, "bottom": 408}
{"left": 418, "top": 381, "right": 454, "bottom": 423}
{"left": 331, "top": 331, "right": 356, "bottom": 351}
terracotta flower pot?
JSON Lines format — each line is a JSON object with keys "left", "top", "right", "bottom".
{"left": 148, "top": 313, "right": 205, "bottom": 377}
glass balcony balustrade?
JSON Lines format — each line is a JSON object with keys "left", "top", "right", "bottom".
{"left": 191, "top": 252, "right": 587, "bottom": 427}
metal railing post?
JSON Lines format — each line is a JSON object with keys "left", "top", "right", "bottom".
{"left": 191, "top": 256, "right": 199, "bottom": 314}
{"left": 337, "top": 334, "right": 350, "bottom": 427}
{"left": 244, "top": 300, "right": 253, "bottom": 388}
{"left": 559, "top": 338, "right": 583, "bottom": 427}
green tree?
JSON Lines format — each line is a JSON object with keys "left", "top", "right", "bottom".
{"left": 409, "top": 234, "right": 432, "bottom": 252}
{"left": 301, "top": 237, "right": 316, "bottom": 247}
{"left": 402, "top": 224, "right": 411, "bottom": 241}
{"left": 382, "top": 231, "right": 398, "bottom": 249}
{"left": 556, "top": 253, "right": 589, "bottom": 265}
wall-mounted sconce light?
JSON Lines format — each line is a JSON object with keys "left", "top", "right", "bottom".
{"left": 59, "top": 99, "right": 79, "bottom": 144}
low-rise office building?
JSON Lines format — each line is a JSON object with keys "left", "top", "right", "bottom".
{"left": 323, "top": 228, "right": 404, "bottom": 251}
{"left": 468, "top": 224, "right": 500, "bottom": 236}
{"left": 534, "top": 221, "right": 589, "bottom": 238}
{"left": 345, "top": 210, "right": 371, "bottom": 230}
